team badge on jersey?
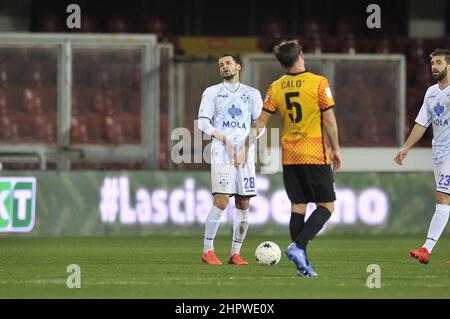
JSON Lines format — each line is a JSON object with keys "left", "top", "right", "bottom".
{"left": 434, "top": 103, "right": 444, "bottom": 116}
{"left": 228, "top": 105, "right": 242, "bottom": 119}
{"left": 240, "top": 93, "right": 250, "bottom": 103}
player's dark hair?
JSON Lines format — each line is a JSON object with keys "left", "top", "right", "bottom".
{"left": 218, "top": 53, "right": 241, "bottom": 66}
{"left": 430, "top": 48, "right": 450, "bottom": 64}
{"left": 273, "top": 40, "right": 303, "bottom": 68}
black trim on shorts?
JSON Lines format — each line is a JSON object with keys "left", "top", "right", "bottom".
{"left": 436, "top": 190, "right": 450, "bottom": 195}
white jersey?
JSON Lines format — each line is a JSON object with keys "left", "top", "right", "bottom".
{"left": 198, "top": 82, "right": 263, "bottom": 162}
{"left": 415, "top": 83, "right": 450, "bottom": 164}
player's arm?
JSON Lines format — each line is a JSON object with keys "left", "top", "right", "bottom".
{"left": 394, "top": 95, "right": 430, "bottom": 165}
{"left": 247, "top": 110, "right": 272, "bottom": 147}
{"left": 394, "top": 124, "right": 427, "bottom": 165}
{"left": 234, "top": 110, "right": 272, "bottom": 168}
{"left": 322, "top": 108, "right": 341, "bottom": 172}
{"left": 198, "top": 89, "right": 235, "bottom": 156}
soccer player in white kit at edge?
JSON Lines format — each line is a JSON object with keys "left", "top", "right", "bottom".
{"left": 394, "top": 49, "right": 450, "bottom": 264}
{"left": 197, "top": 54, "right": 263, "bottom": 265}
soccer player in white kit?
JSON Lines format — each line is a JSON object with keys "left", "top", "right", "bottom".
{"left": 394, "top": 49, "right": 450, "bottom": 264}
{"left": 197, "top": 54, "right": 263, "bottom": 265}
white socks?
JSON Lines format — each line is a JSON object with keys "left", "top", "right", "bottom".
{"left": 231, "top": 209, "right": 249, "bottom": 255}
{"left": 423, "top": 204, "right": 450, "bottom": 253}
{"left": 203, "top": 206, "right": 224, "bottom": 253}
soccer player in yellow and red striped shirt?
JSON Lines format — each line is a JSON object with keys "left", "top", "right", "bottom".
{"left": 238, "top": 40, "right": 341, "bottom": 276}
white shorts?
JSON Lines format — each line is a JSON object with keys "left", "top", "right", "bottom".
{"left": 433, "top": 160, "right": 450, "bottom": 194}
{"left": 211, "top": 161, "right": 257, "bottom": 197}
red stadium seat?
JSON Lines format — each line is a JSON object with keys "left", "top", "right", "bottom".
{"left": 0, "top": 89, "right": 20, "bottom": 115}
{"left": 262, "top": 17, "right": 289, "bottom": 38}
{"left": 21, "top": 88, "right": 56, "bottom": 114}
{"left": 71, "top": 115, "right": 89, "bottom": 143}
{"left": 22, "top": 63, "right": 56, "bottom": 89}
{"left": 0, "top": 115, "right": 18, "bottom": 142}
{"left": 258, "top": 18, "right": 290, "bottom": 52}
{"left": 14, "top": 114, "right": 35, "bottom": 142}
{"left": 336, "top": 16, "right": 360, "bottom": 36}
{"left": 35, "top": 113, "right": 57, "bottom": 143}
{"left": 120, "top": 114, "right": 140, "bottom": 143}
{"left": 92, "top": 89, "right": 125, "bottom": 115}
{"left": 72, "top": 88, "right": 94, "bottom": 115}
{"left": 107, "top": 15, "right": 134, "bottom": 33}
{"left": 85, "top": 114, "right": 104, "bottom": 143}
{"left": 37, "top": 13, "right": 64, "bottom": 32}
{"left": 125, "top": 89, "right": 141, "bottom": 114}
{"left": 103, "top": 115, "right": 124, "bottom": 144}
{"left": 0, "top": 63, "right": 23, "bottom": 88}
{"left": 321, "top": 36, "right": 339, "bottom": 53}
{"left": 301, "top": 35, "right": 323, "bottom": 54}
{"left": 79, "top": 15, "right": 99, "bottom": 33}
{"left": 142, "top": 15, "right": 174, "bottom": 42}
{"left": 337, "top": 34, "right": 356, "bottom": 54}
{"left": 89, "top": 64, "right": 122, "bottom": 88}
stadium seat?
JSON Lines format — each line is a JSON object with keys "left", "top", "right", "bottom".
{"left": 337, "top": 34, "right": 356, "bottom": 54}
{"left": 301, "top": 18, "right": 327, "bottom": 36}
{"left": 142, "top": 15, "right": 172, "bottom": 42}
{"left": 387, "top": 37, "right": 409, "bottom": 54}
{"left": 21, "top": 88, "right": 56, "bottom": 115}
{"left": 408, "top": 38, "right": 427, "bottom": 63}
{"left": 35, "top": 113, "right": 57, "bottom": 143}
{"left": 413, "top": 63, "right": 433, "bottom": 87}
{"left": 72, "top": 62, "right": 91, "bottom": 86}
{"left": 78, "top": 15, "right": 99, "bottom": 33}
{"left": 301, "top": 35, "right": 323, "bottom": 54}
{"left": 89, "top": 64, "right": 122, "bottom": 89}
{"left": 0, "top": 63, "right": 22, "bottom": 88}
{"left": 119, "top": 114, "right": 140, "bottom": 143}
{"left": 71, "top": 115, "right": 89, "bottom": 143}
{"left": 22, "top": 62, "right": 56, "bottom": 89}
{"left": 258, "top": 18, "right": 290, "bottom": 52}
{"left": 103, "top": 115, "right": 124, "bottom": 144}
{"left": 85, "top": 114, "right": 104, "bottom": 143}
{"left": 37, "top": 13, "right": 64, "bottom": 32}
{"left": 336, "top": 16, "right": 360, "bottom": 36}
{"left": 72, "top": 88, "right": 94, "bottom": 115}
{"left": 107, "top": 15, "right": 134, "bottom": 33}
{"left": 125, "top": 90, "right": 141, "bottom": 114}
{"left": 0, "top": 115, "right": 19, "bottom": 142}
{"left": 322, "top": 36, "right": 340, "bottom": 53}
{"left": 0, "top": 89, "right": 20, "bottom": 115}
{"left": 92, "top": 89, "right": 125, "bottom": 115}
{"left": 14, "top": 114, "right": 35, "bottom": 142}
{"left": 355, "top": 38, "right": 376, "bottom": 53}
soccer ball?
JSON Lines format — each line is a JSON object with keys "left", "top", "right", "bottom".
{"left": 255, "top": 241, "right": 281, "bottom": 266}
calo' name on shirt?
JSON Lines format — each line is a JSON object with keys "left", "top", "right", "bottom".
{"left": 281, "top": 80, "right": 302, "bottom": 89}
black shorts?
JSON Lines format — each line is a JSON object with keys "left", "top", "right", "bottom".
{"left": 282, "top": 164, "right": 336, "bottom": 204}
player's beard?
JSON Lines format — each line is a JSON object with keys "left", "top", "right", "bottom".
{"left": 222, "top": 70, "right": 237, "bottom": 81}
{"left": 432, "top": 68, "right": 447, "bottom": 81}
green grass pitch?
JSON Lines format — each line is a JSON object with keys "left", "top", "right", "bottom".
{"left": 0, "top": 235, "right": 449, "bottom": 298}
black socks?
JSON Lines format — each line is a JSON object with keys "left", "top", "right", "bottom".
{"left": 289, "top": 212, "right": 305, "bottom": 242}
{"left": 295, "top": 206, "right": 331, "bottom": 250}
